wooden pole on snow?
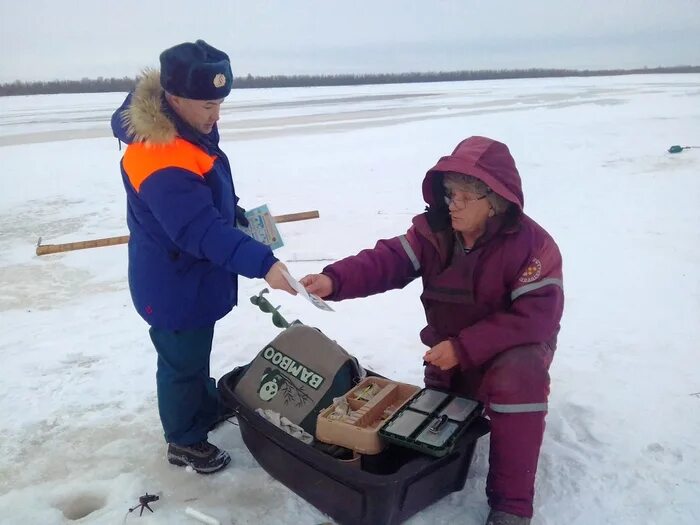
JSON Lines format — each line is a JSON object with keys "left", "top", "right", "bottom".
{"left": 35, "top": 210, "right": 319, "bottom": 256}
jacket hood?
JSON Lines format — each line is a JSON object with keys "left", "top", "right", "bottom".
{"left": 111, "top": 69, "right": 177, "bottom": 145}
{"left": 422, "top": 136, "right": 524, "bottom": 211}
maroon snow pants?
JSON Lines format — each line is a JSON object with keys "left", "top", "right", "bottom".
{"left": 425, "top": 343, "right": 554, "bottom": 518}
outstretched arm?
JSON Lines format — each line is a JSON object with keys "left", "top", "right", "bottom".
{"left": 137, "top": 168, "right": 295, "bottom": 294}
{"left": 301, "top": 230, "right": 422, "bottom": 301}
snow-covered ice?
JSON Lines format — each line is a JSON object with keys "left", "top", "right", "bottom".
{"left": 0, "top": 74, "right": 698, "bottom": 524}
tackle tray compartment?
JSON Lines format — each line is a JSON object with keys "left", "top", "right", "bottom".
{"left": 219, "top": 367, "right": 489, "bottom": 525}
{"left": 316, "top": 377, "right": 421, "bottom": 454}
{"left": 379, "top": 388, "right": 483, "bottom": 458}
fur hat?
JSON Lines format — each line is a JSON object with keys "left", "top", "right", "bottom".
{"left": 159, "top": 40, "right": 233, "bottom": 100}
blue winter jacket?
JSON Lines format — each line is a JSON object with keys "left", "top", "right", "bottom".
{"left": 111, "top": 71, "right": 277, "bottom": 330}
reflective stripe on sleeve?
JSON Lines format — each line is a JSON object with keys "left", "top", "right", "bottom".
{"left": 399, "top": 235, "right": 420, "bottom": 272}
{"left": 490, "top": 402, "right": 548, "bottom": 413}
{"left": 511, "top": 278, "right": 563, "bottom": 301}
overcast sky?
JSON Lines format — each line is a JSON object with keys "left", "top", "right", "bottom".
{"left": 1, "top": 0, "right": 699, "bottom": 83}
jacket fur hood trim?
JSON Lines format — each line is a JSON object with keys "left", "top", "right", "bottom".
{"left": 121, "top": 69, "right": 177, "bottom": 145}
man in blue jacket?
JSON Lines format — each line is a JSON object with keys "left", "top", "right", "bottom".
{"left": 112, "top": 40, "right": 294, "bottom": 473}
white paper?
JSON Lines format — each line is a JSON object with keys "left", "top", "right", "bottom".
{"left": 281, "top": 268, "right": 334, "bottom": 312}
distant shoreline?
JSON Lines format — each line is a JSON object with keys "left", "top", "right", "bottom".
{"left": 1, "top": 66, "right": 698, "bottom": 97}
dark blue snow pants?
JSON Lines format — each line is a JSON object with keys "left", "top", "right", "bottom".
{"left": 149, "top": 325, "right": 221, "bottom": 446}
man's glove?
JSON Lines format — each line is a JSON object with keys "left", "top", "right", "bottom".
{"left": 235, "top": 205, "right": 249, "bottom": 227}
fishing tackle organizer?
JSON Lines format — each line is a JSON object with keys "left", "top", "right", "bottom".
{"left": 316, "top": 377, "right": 482, "bottom": 457}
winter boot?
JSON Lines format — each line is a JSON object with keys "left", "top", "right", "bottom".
{"left": 485, "top": 509, "right": 531, "bottom": 525}
{"left": 167, "top": 440, "right": 231, "bottom": 474}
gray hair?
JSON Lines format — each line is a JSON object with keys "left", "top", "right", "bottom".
{"left": 442, "top": 172, "right": 510, "bottom": 215}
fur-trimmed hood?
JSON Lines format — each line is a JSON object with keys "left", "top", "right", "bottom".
{"left": 111, "top": 69, "right": 177, "bottom": 145}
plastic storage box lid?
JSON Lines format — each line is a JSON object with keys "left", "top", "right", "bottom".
{"left": 379, "top": 388, "right": 482, "bottom": 457}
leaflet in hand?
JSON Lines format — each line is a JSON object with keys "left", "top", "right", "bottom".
{"left": 281, "top": 269, "right": 334, "bottom": 312}
{"left": 239, "top": 204, "right": 284, "bottom": 250}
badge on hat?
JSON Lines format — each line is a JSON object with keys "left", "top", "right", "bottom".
{"left": 213, "top": 73, "right": 227, "bottom": 88}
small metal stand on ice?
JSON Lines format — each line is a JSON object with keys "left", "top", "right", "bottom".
{"left": 127, "top": 493, "right": 159, "bottom": 517}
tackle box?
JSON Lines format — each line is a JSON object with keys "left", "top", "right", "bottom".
{"left": 316, "top": 377, "right": 421, "bottom": 454}
{"left": 379, "top": 388, "right": 482, "bottom": 457}
{"left": 219, "top": 366, "right": 489, "bottom": 525}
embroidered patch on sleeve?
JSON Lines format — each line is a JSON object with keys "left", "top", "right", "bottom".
{"left": 519, "top": 257, "right": 542, "bottom": 283}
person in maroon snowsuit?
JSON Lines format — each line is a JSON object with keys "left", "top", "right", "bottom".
{"left": 301, "top": 136, "right": 564, "bottom": 525}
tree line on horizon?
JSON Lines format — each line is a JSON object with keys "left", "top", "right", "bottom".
{"left": 1, "top": 66, "right": 698, "bottom": 97}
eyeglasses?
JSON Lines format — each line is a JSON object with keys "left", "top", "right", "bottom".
{"left": 443, "top": 189, "right": 491, "bottom": 210}
{"left": 250, "top": 288, "right": 290, "bottom": 328}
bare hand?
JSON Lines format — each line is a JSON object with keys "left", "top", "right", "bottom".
{"left": 299, "top": 273, "right": 333, "bottom": 298}
{"left": 264, "top": 261, "right": 296, "bottom": 295}
{"left": 423, "top": 340, "right": 459, "bottom": 370}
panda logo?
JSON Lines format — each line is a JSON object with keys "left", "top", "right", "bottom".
{"left": 257, "top": 368, "right": 283, "bottom": 402}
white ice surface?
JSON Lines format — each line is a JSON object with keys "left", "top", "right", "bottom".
{"left": 1, "top": 74, "right": 699, "bottom": 524}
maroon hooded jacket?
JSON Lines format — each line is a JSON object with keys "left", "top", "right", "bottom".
{"left": 322, "top": 136, "right": 564, "bottom": 388}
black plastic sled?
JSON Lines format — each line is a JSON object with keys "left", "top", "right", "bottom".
{"left": 218, "top": 367, "right": 490, "bottom": 525}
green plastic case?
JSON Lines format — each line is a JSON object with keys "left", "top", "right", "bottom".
{"left": 379, "top": 388, "right": 482, "bottom": 457}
